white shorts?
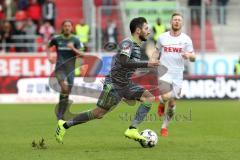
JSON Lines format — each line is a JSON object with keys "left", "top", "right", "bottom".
{"left": 159, "top": 72, "right": 183, "bottom": 99}
{"left": 172, "top": 83, "right": 182, "bottom": 99}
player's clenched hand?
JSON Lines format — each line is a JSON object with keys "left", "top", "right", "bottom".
{"left": 147, "top": 60, "right": 159, "bottom": 68}
{"left": 67, "top": 42, "right": 75, "bottom": 50}
{"left": 181, "top": 52, "right": 196, "bottom": 62}
{"left": 181, "top": 52, "right": 190, "bottom": 59}
{"left": 76, "top": 52, "right": 84, "bottom": 58}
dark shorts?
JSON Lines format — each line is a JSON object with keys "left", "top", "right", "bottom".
{"left": 55, "top": 69, "right": 75, "bottom": 86}
{"left": 97, "top": 82, "right": 145, "bottom": 110}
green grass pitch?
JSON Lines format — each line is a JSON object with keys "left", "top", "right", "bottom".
{"left": 0, "top": 100, "right": 240, "bottom": 160}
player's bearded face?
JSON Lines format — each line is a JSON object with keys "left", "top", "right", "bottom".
{"left": 139, "top": 23, "right": 150, "bottom": 41}
{"left": 171, "top": 16, "right": 183, "bottom": 31}
{"left": 62, "top": 22, "right": 73, "bottom": 35}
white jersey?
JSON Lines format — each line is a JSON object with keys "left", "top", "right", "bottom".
{"left": 156, "top": 31, "right": 194, "bottom": 87}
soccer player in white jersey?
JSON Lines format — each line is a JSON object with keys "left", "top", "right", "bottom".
{"left": 156, "top": 12, "right": 196, "bottom": 137}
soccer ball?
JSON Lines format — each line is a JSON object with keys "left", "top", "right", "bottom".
{"left": 139, "top": 129, "right": 158, "bottom": 148}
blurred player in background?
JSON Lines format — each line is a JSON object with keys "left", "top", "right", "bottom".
{"left": 152, "top": 17, "right": 166, "bottom": 43}
{"left": 47, "top": 20, "right": 84, "bottom": 120}
{"left": 156, "top": 13, "right": 196, "bottom": 137}
{"left": 234, "top": 56, "right": 240, "bottom": 75}
{"left": 55, "top": 17, "right": 159, "bottom": 143}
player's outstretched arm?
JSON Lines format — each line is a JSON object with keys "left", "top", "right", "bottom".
{"left": 119, "top": 54, "right": 159, "bottom": 68}
{"left": 67, "top": 42, "right": 84, "bottom": 58}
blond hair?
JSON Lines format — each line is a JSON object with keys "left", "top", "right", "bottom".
{"left": 171, "top": 12, "right": 183, "bottom": 19}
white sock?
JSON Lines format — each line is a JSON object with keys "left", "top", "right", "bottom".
{"left": 161, "top": 105, "right": 176, "bottom": 129}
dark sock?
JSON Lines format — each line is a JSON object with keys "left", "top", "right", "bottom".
{"left": 57, "top": 94, "right": 69, "bottom": 120}
{"left": 130, "top": 103, "right": 151, "bottom": 128}
{"left": 66, "top": 110, "right": 95, "bottom": 128}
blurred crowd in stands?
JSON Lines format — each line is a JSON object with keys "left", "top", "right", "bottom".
{"left": 0, "top": 0, "right": 230, "bottom": 53}
{"left": 0, "top": 0, "right": 56, "bottom": 52}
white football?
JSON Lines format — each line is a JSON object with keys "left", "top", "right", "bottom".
{"left": 139, "top": 129, "right": 158, "bottom": 148}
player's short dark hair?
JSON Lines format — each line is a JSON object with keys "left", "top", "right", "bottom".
{"left": 171, "top": 12, "right": 183, "bottom": 19}
{"left": 129, "top": 17, "right": 147, "bottom": 34}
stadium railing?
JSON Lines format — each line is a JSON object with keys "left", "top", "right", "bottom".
{"left": 1, "top": 4, "right": 239, "bottom": 54}
{"left": 0, "top": 35, "right": 45, "bottom": 53}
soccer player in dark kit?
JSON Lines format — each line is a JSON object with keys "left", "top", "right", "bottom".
{"left": 47, "top": 20, "right": 84, "bottom": 120}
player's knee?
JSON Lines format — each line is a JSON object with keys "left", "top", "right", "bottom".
{"left": 60, "top": 81, "right": 70, "bottom": 94}
{"left": 95, "top": 112, "right": 106, "bottom": 119}
{"left": 61, "top": 87, "right": 70, "bottom": 94}
{"left": 169, "top": 99, "right": 176, "bottom": 107}
{"left": 92, "top": 112, "right": 102, "bottom": 119}
{"left": 161, "top": 92, "right": 172, "bottom": 102}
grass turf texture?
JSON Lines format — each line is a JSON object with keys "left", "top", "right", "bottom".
{"left": 0, "top": 100, "right": 240, "bottom": 160}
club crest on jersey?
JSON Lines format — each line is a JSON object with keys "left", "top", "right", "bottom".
{"left": 163, "top": 46, "right": 182, "bottom": 53}
{"left": 122, "top": 41, "right": 131, "bottom": 49}
{"left": 121, "top": 41, "right": 131, "bottom": 53}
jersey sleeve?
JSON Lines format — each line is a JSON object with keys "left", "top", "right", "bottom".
{"left": 119, "top": 40, "right": 132, "bottom": 57}
{"left": 184, "top": 36, "right": 194, "bottom": 53}
{"left": 74, "top": 37, "right": 84, "bottom": 50}
{"left": 48, "top": 35, "right": 57, "bottom": 47}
